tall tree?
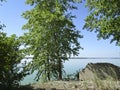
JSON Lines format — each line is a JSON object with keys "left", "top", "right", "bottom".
{"left": 22, "top": 0, "right": 82, "bottom": 81}
{"left": 84, "top": 0, "right": 120, "bottom": 45}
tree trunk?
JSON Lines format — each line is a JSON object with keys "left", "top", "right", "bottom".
{"left": 47, "top": 59, "right": 50, "bottom": 81}
{"left": 58, "top": 58, "right": 62, "bottom": 80}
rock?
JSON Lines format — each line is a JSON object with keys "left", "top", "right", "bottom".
{"left": 79, "top": 63, "right": 120, "bottom": 81}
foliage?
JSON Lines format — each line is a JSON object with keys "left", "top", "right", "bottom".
{"left": 0, "top": 22, "right": 5, "bottom": 30}
{"left": 0, "top": 32, "right": 27, "bottom": 89}
{"left": 84, "top": 0, "right": 120, "bottom": 45}
{"left": 0, "top": 1, "right": 28, "bottom": 89}
{"left": 22, "top": 0, "right": 83, "bottom": 81}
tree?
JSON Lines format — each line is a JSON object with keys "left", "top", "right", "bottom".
{"left": 0, "top": 32, "right": 27, "bottom": 90}
{"left": 84, "top": 0, "right": 120, "bottom": 45}
{"left": 0, "top": 1, "right": 27, "bottom": 89}
{"left": 22, "top": 0, "right": 83, "bottom": 81}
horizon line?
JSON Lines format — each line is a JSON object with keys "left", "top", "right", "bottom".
{"left": 24, "top": 57, "right": 120, "bottom": 59}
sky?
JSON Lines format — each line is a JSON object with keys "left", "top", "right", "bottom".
{"left": 0, "top": 0, "right": 120, "bottom": 58}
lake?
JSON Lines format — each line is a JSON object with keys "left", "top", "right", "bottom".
{"left": 20, "top": 58, "right": 120, "bottom": 85}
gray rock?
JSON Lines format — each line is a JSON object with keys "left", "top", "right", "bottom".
{"left": 79, "top": 63, "right": 120, "bottom": 81}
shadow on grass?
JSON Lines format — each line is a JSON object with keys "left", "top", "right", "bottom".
{"left": 0, "top": 85, "right": 46, "bottom": 90}
{"left": 19, "top": 85, "right": 46, "bottom": 90}
{"left": 0, "top": 84, "right": 64, "bottom": 90}
{"left": 19, "top": 85, "right": 63, "bottom": 90}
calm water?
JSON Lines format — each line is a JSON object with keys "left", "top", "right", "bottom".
{"left": 21, "top": 58, "right": 120, "bottom": 85}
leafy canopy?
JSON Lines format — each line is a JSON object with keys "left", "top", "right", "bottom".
{"left": 22, "top": 0, "right": 83, "bottom": 81}
{"left": 84, "top": 0, "right": 120, "bottom": 45}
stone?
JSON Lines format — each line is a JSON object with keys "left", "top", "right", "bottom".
{"left": 79, "top": 63, "right": 120, "bottom": 81}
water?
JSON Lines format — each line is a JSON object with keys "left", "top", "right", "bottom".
{"left": 64, "top": 58, "right": 120, "bottom": 74}
{"left": 20, "top": 58, "right": 120, "bottom": 85}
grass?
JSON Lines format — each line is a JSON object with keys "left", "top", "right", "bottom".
{"left": 29, "top": 80, "right": 120, "bottom": 90}
{"left": 93, "top": 79, "right": 120, "bottom": 90}
{"left": 1, "top": 80, "right": 119, "bottom": 90}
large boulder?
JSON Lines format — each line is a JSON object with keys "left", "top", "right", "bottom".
{"left": 79, "top": 63, "right": 120, "bottom": 81}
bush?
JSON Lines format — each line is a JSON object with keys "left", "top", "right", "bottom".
{"left": 0, "top": 33, "right": 28, "bottom": 90}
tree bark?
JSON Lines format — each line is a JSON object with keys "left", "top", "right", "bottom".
{"left": 58, "top": 57, "right": 62, "bottom": 80}
{"left": 47, "top": 58, "right": 50, "bottom": 81}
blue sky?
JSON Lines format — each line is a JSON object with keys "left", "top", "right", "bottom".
{"left": 0, "top": 0, "right": 120, "bottom": 57}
